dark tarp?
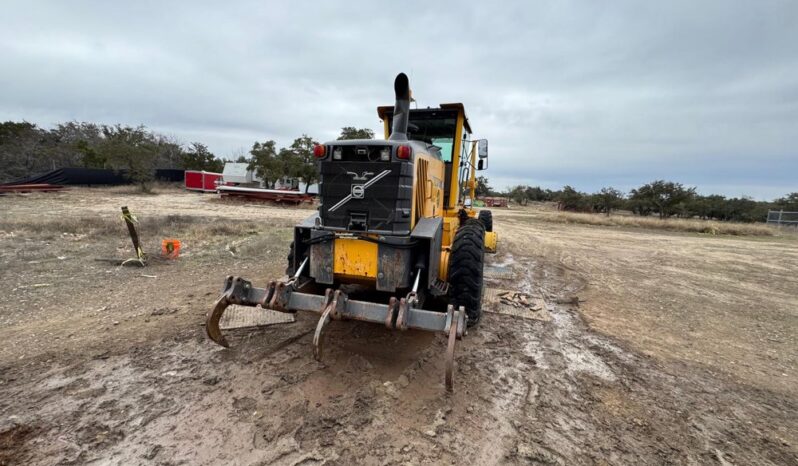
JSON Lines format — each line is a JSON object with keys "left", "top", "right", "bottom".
{"left": 154, "top": 169, "right": 185, "bottom": 182}
{"left": 1, "top": 168, "right": 185, "bottom": 186}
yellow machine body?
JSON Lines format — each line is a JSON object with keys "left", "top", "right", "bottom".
{"left": 207, "top": 73, "right": 493, "bottom": 391}
{"left": 380, "top": 103, "right": 497, "bottom": 255}
{"left": 333, "top": 237, "right": 378, "bottom": 279}
{"left": 410, "top": 152, "right": 446, "bottom": 225}
{"left": 330, "top": 102, "right": 497, "bottom": 284}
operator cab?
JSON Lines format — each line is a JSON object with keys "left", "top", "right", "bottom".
{"left": 378, "top": 103, "right": 474, "bottom": 207}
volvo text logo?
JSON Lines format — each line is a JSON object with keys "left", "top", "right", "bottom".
{"left": 347, "top": 171, "right": 374, "bottom": 181}
{"left": 351, "top": 185, "right": 365, "bottom": 199}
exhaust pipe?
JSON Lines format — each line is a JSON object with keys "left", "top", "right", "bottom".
{"left": 389, "top": 73, "right": 411, "bottom": 141}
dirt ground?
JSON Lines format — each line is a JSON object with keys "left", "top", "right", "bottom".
{"left": 1, "top": 187, "right": 796, "bottom": 465}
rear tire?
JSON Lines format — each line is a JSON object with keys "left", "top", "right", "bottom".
{"left": 448, "top": 221, "right": 485, "bottom": 326}
{"left": 478, "top": 210, "right": 493, "bottom": 232}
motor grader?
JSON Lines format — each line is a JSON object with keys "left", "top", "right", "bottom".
{"left": 207, "top": 73, "right": 496, "bottom": 390}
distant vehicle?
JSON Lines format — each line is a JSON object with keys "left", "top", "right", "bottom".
{"left": 221, "top": 163, "right": 259, "bottom": 186}
{"left": 220, "top": 162, "right": 302, "bottom": 191}
{"left": 482, "top": 196, "right": 508, "bottom": 207}
{"left": 184, "top": 170, "right": 222, "bottom": 192}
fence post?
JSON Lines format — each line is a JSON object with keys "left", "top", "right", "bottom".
{"left": 121, "top": 206, "right": 146, "bottom": 265}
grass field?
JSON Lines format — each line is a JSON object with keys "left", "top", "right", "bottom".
{"left": 503, "top": 202, "right": 791, "bottom": 236}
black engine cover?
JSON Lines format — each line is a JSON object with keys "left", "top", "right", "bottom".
{"left": 319, "top": 160, "right": 413, "bottom": 235}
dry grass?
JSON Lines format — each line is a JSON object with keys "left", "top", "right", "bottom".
{"left": 0, "top": 213, "right": 293, "bottom": 242}
{"left": 523, "top": 210, "right": 790, "bottom": 237}
{"left": 0, "top": 212, "right": 295, "bottom": 267}
{"left": 0, "top": 215, "right": 122, "bottom": 237}
{"left": 2, "top": 205, "right": 785, "bottom": 240}
{"left": 100, "top": 181, "right": 185, "bottom": 195}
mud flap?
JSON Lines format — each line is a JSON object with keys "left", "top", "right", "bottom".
{"left": 310, "top": 230, "right": 334, "bottom": 285}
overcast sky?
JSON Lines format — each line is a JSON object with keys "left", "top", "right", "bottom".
{"left": 1, "top": 1, "right": 796, "bottom": 199}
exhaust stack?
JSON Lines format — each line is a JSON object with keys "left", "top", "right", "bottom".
{"left": 389, "top": 73, "right": 411, "bottom": 141}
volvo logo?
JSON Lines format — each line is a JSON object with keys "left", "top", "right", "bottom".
{"left": 346, "top": 171, "right": 374, "bottom": 181}
{"left": 328, "top": 169, "right": 392, "bottom": 212}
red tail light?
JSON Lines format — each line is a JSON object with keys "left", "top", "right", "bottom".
{"left": 396, "top": 145, "right": 411, "bottom": 160}
{"left": 313, "top": 144, "right": 326, "bottom": 158}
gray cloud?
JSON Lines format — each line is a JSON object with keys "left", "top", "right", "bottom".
{"left": 1, "top": 0, "right": 796, "bottom": 199}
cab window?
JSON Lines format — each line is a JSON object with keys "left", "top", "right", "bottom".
{"left": 431, "top": 137, "right": 454, "bottom": 162}
{"left": 406, "top": 115, "right": 456, "bottom": 162}
{"left": 386, "top": 110, "right": 458, "bottom": 162}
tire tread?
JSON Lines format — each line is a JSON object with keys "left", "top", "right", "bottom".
{"left": 448, "top": 221, "right": 485, "bottom": 325}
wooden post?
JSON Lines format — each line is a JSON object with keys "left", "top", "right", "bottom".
{"left": 121, "top": 206, "right": 145, "bottom": 263}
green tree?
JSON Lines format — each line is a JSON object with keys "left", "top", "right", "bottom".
{"left": 337, "top": 127, "right": 374, "bottom": 140}
{"left": 0, "top": 121, "right": 38, "bottom": 146}
{"left": 277, "top": 147, "right": 301, "bottom": 186}
{"left": 288, "top": 135, "right": 320, "bottom": 193}
{"left": 248, "top": 140, "right": 282, "bottom": 188}
{"left": 40, "top": 121, "right": 104, "bottom": 170}
{"left": 77, "top": 139, "right": 106, "bottom": 168}
{"left": 629, "top": 180, "right": 696, "bottom": 219}
{"left": 524, "top": 186, "right": 553, "bottom": 202}
{"left": 724, "top": 197, "right": 769, "bottom": 222}
{"left": 52, "top": 122, "right": 104, "bottom": 169}
{"left": 153, "top": 135, "right": 184, "bottom": 169}
{"left": 475, "top": 176, "right": 491, "bottom": 197}
{"left": 774, "top": 193, "right": 798, "bottom": 211}
{"left": 182, "top": 142, "right": 223, "bottom": 172}
{"left": 0, "top": 121, "right": 47, "bottom": 183}
{"left": 1, "top": 120, "right": 193, "bottom": 184}
{"left": 507, "top": 185, "right": 529, "bottom": 206}
{"left": 100, "top": 125, "right": 159, "bottom": 192}
{"left": 557, "top": 185, "right": 590, "bottom": 212}
{"left": 51, "top": 121, "right": 102, "bottom": 146}
{"left": 594, "top": 187, "right": 624, "bottom": 216}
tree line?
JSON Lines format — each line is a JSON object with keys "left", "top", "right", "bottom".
{"left": 0, "top": 121, "right": 373, "bottom": 191}
{"left": 4, "top": 120, "right": 790, "bottom": 222}
{"left": 476, "top": 177, "right": 798, "bottom": 223}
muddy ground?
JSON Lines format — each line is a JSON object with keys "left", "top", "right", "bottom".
{"left": 0, "top": 188, "right": 796, "bottom": 465}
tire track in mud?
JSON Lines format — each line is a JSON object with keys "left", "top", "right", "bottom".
{"left": 466, "top": 254, "right": 612, "bottom": 463}
{"left": 471, "top": 251, "right": 797, "bottom": 465}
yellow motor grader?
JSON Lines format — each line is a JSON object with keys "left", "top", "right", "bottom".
{"left": 207, "top": 73, "right": 496, "bottom": 390}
